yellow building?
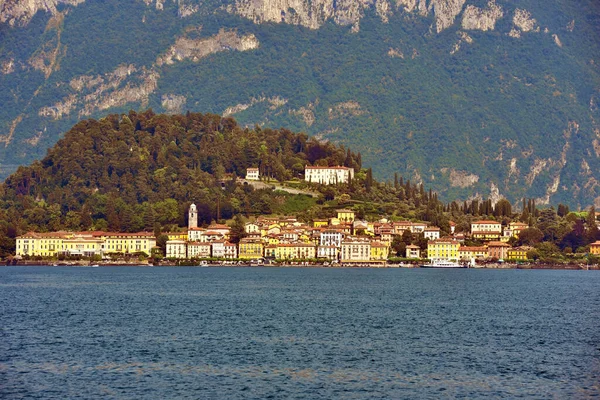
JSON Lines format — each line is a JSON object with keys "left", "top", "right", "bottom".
{"left": 62, "top": 234, "right": 104, "bottom": 257}
{"left": 509, "top": 222, "right": 529, "bottom": 238}
{"left": 427, "top": 239, "right": 460, "bottom": 261}
{"left": 16, "top": 231, "right": 155, "bottom": 258}
{"left": 16, "top": 232, "right": 69, "bottom": 257}
{"left": 274, "top": 243, "right": 316, "bottom": 260}
{"left": 337, "top": 209, "right": 355, "bottom": 224}
{"left": 458, "top": 246, "right": 488, "bottom": 261}
{"left": 102, "top": 232, "right": 156, "bottom": 256}
{"left": 590, "top": 241, "right": 600, "bottom": 255}
{"left": 167, "top": 231, "right": 188, "bottom": 241}
{"left": 370, "top": 241, "right": 389, "bottom": 261}
{"left": 266, "top": 235, "right": 281, "bottom": 245}
{"left": 238, "top": 238, "right": 264, "bottom": 259}
{"left": 313, "top": 219, "right": 329, "bottom": 228}
{"left": 506, "top": 246, "right": 532, "bottom": 261}
{"left": 471, "top": 220, "right": 502, "bottom": 241}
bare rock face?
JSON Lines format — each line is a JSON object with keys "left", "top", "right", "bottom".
{"left": 513, "top": 8, "right": 536, "bottom": 32}
{"left": 441, "top": 168, "right": 479, "bottom": 188}
{"left": 431, "top": 0, "right": 466, "bottom": 33}
{"left": 395, "top": 0, "right": 466, "bottom": 33}
{"left": 461, "top": 0, "right": 503, "bottom": 32}
{"left": 229, "top": 0, "right": 379, "bottom": 30}
{"left": 157, "top": 28, "right": 259, "bottom": 65}
{"left": 38, "top": 29, "right": 260, "bottom": 122}
{"left": 161, "top": 94, "right": 187, "bottom": 114}
{"left": 509, "top": 8, "right": 537, "bottom": 38}
{"left": 0, "top": 0, "right": 84, "bottom": 27}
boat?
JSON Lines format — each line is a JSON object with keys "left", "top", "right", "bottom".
{"left": 422, "top": 259, "right": 466, "bottom": 268}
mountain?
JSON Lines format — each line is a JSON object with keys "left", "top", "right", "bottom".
{"left": 1, "top": 0, "right": 599, "bottom": 207}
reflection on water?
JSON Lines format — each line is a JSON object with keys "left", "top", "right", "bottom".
{"left": 1, "top": 267, "right": 599, "bottom": 398}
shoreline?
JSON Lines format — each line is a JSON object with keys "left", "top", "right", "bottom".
{"left": 2, "top": 260, "right": 598, "bottom": 270}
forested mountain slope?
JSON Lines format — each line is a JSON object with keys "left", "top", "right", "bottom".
{"left": 1, "top": 0, "right": 599, "bottom": 206}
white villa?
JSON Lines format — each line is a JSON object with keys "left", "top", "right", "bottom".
{"left": 305, "top": 166, "right": 354, "bottom": 185}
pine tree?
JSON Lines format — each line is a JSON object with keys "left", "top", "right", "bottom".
{"left": 586, "top": 206, "right": 598, "bottom": 242}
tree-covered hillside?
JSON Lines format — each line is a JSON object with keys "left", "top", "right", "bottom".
{"left": 1, "top": 111, "right": 598, "bottom": 263}
{"left": 1, "top": 0, "right": 599, "bottom": 206}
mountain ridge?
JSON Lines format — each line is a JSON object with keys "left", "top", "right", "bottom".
{"left": 1, "top": 0, "right": 599, "bottom": 207}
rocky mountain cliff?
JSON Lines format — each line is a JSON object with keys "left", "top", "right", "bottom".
{"left": 1, "top": 0, "right": 599, "bottom": 207}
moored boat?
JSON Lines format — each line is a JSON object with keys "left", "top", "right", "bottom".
{"left": 422, "top": 259, "right": 465, "bottom": 268}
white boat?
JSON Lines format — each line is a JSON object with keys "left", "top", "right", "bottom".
{"left": 422, "top": 259, "right": 465, "bottom": 268}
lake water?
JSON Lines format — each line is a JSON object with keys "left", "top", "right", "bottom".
{"left": 1, "top": 267, "right": 599, "bottom": 398}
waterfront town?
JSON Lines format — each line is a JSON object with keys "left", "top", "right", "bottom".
{"left": 15, "top": 203, "right": 600, "bottom": 265}
{"left": 13, "top": 166, "right": 600, "bottom": 265}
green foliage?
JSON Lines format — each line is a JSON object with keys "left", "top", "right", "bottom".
{"left": 0, "top": 111, "right": 357, "bottom": 245}
{"left": 2, "top": 3, "right": 600, "bottom": 208}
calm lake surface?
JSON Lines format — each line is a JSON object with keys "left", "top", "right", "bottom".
{"left": 1, "top": 267, "right": 599, "bottom": 399}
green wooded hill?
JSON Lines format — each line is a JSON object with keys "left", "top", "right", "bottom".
{"left": 0, "top": 110, "right": 445, "bottom": 255}
{"left": 0, "top": 111, "right": 598, "bottom": 262}
{"left": 1, "top": 0, "right": 599, "bottom": 206}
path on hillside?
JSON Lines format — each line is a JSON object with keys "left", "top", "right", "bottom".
{"left": 242, "top": 180, "right": 319, "bottom": 197}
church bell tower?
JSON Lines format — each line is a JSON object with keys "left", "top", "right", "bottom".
{"left": 188, "top": 203, "right": 198, "bottom": 229}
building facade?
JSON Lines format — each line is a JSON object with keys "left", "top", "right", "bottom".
{"left": 305, "top": 166, "right": 354, "bottom": 185}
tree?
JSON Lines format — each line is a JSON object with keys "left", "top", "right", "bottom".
{"left": 391, "top": 235, "right": 406, "bottom": 257}
{"left": 229, "top": 214, "right": 246, "bottom": 244}
{"left": 365, "top": 168, "right": 373, "bottom": 192}
{"left": 586, "top": 206, "right": 598, "bottom": 243}
{"left": 517, "top": 227, "right": 544, "bottom": 246}
{"left": 156, "top": 234, "right": 169, "bottom": 257}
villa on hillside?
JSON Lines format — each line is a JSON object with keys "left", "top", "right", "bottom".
{"left": 304, "top": 166, "right": 354, "bottom": 185}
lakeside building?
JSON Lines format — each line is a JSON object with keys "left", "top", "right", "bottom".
{"left": 340, "top": 238, "right": 371, "bottom": 263}
{"left": 16, "top": 231, "right": 156, "bottom": 258}
{"left": 370, "top": 241, "right": 389, "bottom": 261}
{"left": 590, "top": 241, "right": 600, "bottom": 255}
{"left": 337, "top": 209, "right": 355, "bottom": 223}
{"left": 506, "top": 246, "right": 532, "bottom": 261}
{"left": 166, "top": 240, "right": 187, "bottom": 258}
{"left": 487, "top": 241, "right": 511, "bottom": 260}
{"left": 238, "top": 238, "right": 264, "bottom": 259}
{"left": 305, "top": 166, "right": 354, "bottom": 185}
{"left": 458, "top": 246, "right": 488, "bottom": 261}
{"left": 406, "top": 244, "right": 421, "bottom": 259}
{"left": 471, "top": 220, "right": 502, "bottom": 241}
{"left": 427, "top": 238, "right": 460, "bottom": 261}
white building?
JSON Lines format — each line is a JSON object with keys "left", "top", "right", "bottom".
{"left": 188, "top": 227, "right": 205, "bottom": 242}
{"left": 423, "top": 227, "right": 441, "bottom": 241}
{"left": 305, "top": 166, "right": 354, "bottom": 185}
{"left": 246, "top": 168, "right": 259, "bottom": 180}
{"left": 188, "top": 242, "right": 211, "bottom": 258}
{"left": 320, "top": 230, "right": 343, "bottom": 247}
{"left": 340, "top": 238, "right": 371, "bottom": 263}
{"left": 317, "top": 245, "right": 338, "bottom": 260}
{"left": 166, "top": 240, "right": 187, "bottom": 259}
{"left": 211, "top": 240, "right": 225, "bottom": 258}
{"left": 224, "top": 242, "right": 238, "bottom": 258}
{"left": 245, "top": 222, "right": 260, "bottom": 234}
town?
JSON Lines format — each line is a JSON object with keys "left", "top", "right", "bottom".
{"left": 15, "top": 203, "right": 587, "bottom": 265}
{"left": 13, "top": 166, "right": 600, "bottom": 266}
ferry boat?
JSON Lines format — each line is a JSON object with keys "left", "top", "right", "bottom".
{"left": 422, "top": 259, "right": 466, "bottom": 268}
